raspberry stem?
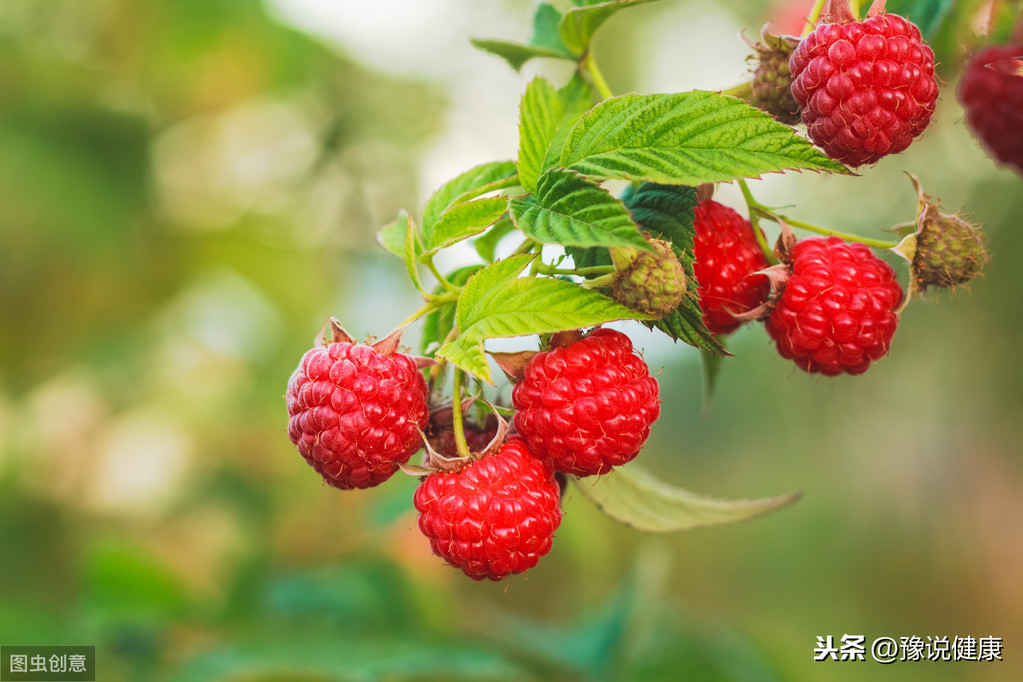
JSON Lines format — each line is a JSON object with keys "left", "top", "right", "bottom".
{"left": 739, "top": 179, "right": 899, "bottom": 250}
{"left": 533, "top": 261, "right": 616, "bottom": 277}
{"left": 583, "top": 51, "right": 614, "bottom": 100}
{"left": 425, "top": 256, "right": 460, "bottom": 294}
{"left": 450, "top": 367, "right": 472, "bottom": 459}
{"left": 767, "top": 215, "right": 899, "bottom": 249}
{"left": 738, "top": 179, "right": 780, "bottom": 265}
{"left": 804, "top": 0, "right": 827, "bottom": 36}
{"left": 396, "top": 291, "right": 459, "bottom": 328}
{"left": 511, "top": 237, "right": 539, "bottom": 256}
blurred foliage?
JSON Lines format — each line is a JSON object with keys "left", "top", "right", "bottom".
{"left": 1, "top": 1, "right": 1022, "bottom": 681}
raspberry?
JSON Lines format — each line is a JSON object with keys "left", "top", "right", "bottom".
{"left": 957, "top": 43, "right": 1023, "bottom": 174}
{"left": 765, "top": 236, "right": 904, "bottom": 376}
{"left": 285, "top": 340, "right": 429, "bottom": 489}
{"left": 692, "top": 200, "right": 771, "bottom": 335}
{"left": 750, "top": 30, "right": 802, "bottom": 124}
{"left": 413, "top": 437, "right": 561, "bottom": 581}
{"left": 512, "top": 328, "right": 660, "bottom": 476}
{"left": 611, "top": 237, "right": 687, "bottom": 317}
{"left": 789, "top": 7, "right": 938, "bottom": 167}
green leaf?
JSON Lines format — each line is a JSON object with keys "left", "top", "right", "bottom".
{"left": 654, "top": 304, "right": 724, "bottom": 355}
{"left": 474, "top": 216, "right": 515, "bottom": 263}
{"left": 469, "top": 39, "right": 574, "bottom": 72}
{"left": 422, "top": 196, "right": 508, "bottom": 256}
{"left": 542, "top": 73, "right": 596, "bottom": 172}
{"left": 401, "top": 213, "right": 426, "bottom": 295}
{"left": 621, "top": 182, "right": 698, "bottom": 251}
{"left": 560, "top": 91, "right": 849, "bottom": 184}
{"left": 421, "top": 266, "right": 481, "bottom": 357}
{"left": 517, "top": 76, "right": 564, "bottom": 194}
{"left": 421, "top": 161, "right": 517, "bottom": 242}
{"left": 375, "top": 216, "right": 406, "bottom": 258}
{"left": 559, "top": 0, "right": 662, "bottom": 56}
{"left": 528, "top": 2, "right": 575, "bottom": 57}
{"left": 438, "top": 255, "right": 649, "bottom": 383}
{"left": 620, "top": 182, "right": 723, "bottom": 354}
{"left": 509, "top": 169, "right": 651, "bottom": 250}
{"left": 470, "top": 2, "right": 578, "bottom": 71}
{"left": 572, "top": 463, "right": 801, "bottom": 532}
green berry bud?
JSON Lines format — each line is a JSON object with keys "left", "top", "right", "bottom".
{"left": 611, "top": 237, "right": 687, "bottom": 317}
{"left": 892, "top": 174, "right": 988, "bottom": 293}
{"left": 749, "top": 29, "right": 801, "bottom": 125}
{"left": 912, "top": 206, "right": 987, "bottom": 289}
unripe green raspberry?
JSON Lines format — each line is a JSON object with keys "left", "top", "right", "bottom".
{"left": 611, "top": 237, "right": 687, "bottom": 317}
{"left": 893, "top": 174, "right": 988, "bottom": 293}
{"left": 912, "top": 207, "right": 986, "bottom": 289}
{"left": 749, "top": 29, "right": 801, "bottom": 125}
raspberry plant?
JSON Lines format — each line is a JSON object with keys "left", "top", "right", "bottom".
{"left": 285, "top": 0, "right": 1012, "bottom": 581}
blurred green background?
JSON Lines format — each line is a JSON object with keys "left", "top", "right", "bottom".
{"left": 1, "top": 0, "right": 1021, "bottom": 680}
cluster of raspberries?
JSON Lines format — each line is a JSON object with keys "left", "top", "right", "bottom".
{"left": 284, "top": 203, "right": 910, "bottom": 580}
{"left": 693, "top": 200, "right": 904, "bottom": 376}
{"left": 749, "top": 0, "right": 1021, "bottom": 176}
{"left": 282, "top": 1, "right": 1014, "bottom": 584}
{"left": 285, "top": 326, "right": 660, "bottom": 581}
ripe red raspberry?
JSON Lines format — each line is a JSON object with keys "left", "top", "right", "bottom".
{"left": 512, "top": 328, "right": 659, "bottom": 476}
{"left": 957, "top": 43, "right": 1023, "bottom": 175}
{"left": 414, "top": 437, "right": 561, "bottom": 581}
{"left": 285, "top": 341, "right": 429, "bottom": 489}
{"left": 789, "top": 9, "right": 938, "bottom": 167}
{"left": 765, "top": 236, "right": 904, "bottom": 376}
{"left": 692, "top": 200, "right": 771, "bottom": 335}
